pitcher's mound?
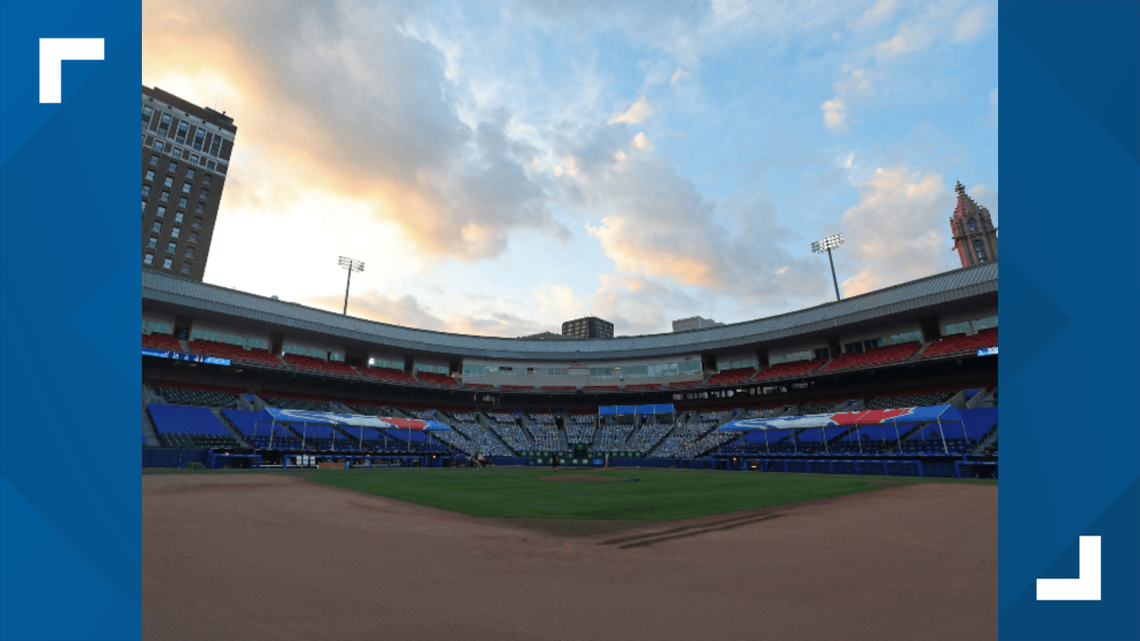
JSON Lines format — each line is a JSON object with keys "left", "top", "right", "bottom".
{"left": 537, "top": 474, "right": 618, "bottom": 482}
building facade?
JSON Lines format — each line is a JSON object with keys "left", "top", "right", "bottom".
{"left": 141, "top": 86, "right": 236, "bottom": 281}
{"left": 672, "top": 316, "right": 724, "bottom": 332}
{"left": 562, "top": 316, "right": 615, "bottom": 339}
{"left": 950, "top": 181, "right": 998, "bottom": 269}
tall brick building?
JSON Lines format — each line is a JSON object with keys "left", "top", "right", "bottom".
{"left": 141, "top": 86, "right": 236, "bottom": 281}
{"left": 950, "top": 181, "right": 998, "bottom": 268}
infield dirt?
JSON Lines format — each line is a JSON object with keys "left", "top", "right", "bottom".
{"left": 143, "top": 472, "right": 996, "bottom": 640}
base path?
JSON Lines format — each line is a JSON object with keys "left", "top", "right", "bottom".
{"left": 143, "top": 473, "right": 996, "bottom": 641}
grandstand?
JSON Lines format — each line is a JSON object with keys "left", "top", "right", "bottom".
{"left": 142, "top": 263, "right": 997, "bottom": 476}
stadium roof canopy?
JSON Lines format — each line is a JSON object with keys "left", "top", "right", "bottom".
{"left": 142, "top": 263, "right": 997, "bottom": 361}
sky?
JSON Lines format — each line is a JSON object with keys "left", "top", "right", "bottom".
{"left": 142, "top": 0, "right": 998, "bottom": 337}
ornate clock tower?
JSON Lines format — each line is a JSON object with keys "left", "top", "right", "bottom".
{"left": 950, "top": 181, "right": 998, "bottom": 268}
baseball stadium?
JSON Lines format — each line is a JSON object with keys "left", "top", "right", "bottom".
{"left": 142, "top": 257, "right": 998, "bottom": 639}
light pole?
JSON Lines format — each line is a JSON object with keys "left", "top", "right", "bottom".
{"left": 338, "top": 256, "right": 364, "bottom": 315}
{"left": 811, "top": 234, "right": 844, "bottom": 301}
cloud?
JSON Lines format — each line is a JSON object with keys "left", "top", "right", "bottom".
{"left": 988, "top": 87, "right": 998, "bottom": 126}
{"left": 143, "top": 0, "right": 566, "bottom": 264}
{"left": 952, "top": 4, "right": 994, "bottom": 42}
{"left": 876, "top": 22, "right": 935, "bottom": 59}
{"left": 821, "top": 98, "right": 848, "bottom": 131}
{"left": 852, "top": 0, "right": 898, "bottom": 29}
{"left": 839, "top": 166, "right": 958, "bottom": 297}
{"left": 305, "top": 290, "right": 447, "bottom": 331}
{"left": 608, "top": 96, "right": 656, "bottom": 125}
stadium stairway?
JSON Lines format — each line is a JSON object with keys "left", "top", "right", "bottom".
{"left": 211, "top": 408, "right": 251, "bottom": 448}
{"left": 973, "top": 424, "right": 999, "bottom": 454}
{"left": 141, "top": 406, "right": 162, "bottom": 447}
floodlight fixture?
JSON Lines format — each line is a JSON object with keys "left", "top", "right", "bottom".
{"left": 811, "top": 233, "right": 844, "bottom": 301}
{"left": 338, "top": 256, "right": 365, "bottom": 315}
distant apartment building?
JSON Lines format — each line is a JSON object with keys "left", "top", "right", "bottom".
{"left": 561, "top": 316, "right": 614, "bottom": 339}
{"left": 672, "top": 316, "right": 724, "bottom": 332}
{"left": 141, "top": 86, "right": 236, "bottom": 281}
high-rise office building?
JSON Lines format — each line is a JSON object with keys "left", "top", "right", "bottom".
{"left": 561, "top": 316, "right": 614, "bottom": 339}
{"left": 141, "top": 86, "right": 236, "bottom": 281}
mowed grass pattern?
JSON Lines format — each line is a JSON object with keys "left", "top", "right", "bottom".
{"left": 308, "top": 467, "right": 900, "bottom": 520}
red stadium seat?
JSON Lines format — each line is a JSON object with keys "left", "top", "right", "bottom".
{"left": 922, "top": 328, "right": 998, "bottom": 358}
{"left": 820, "top": 342, "right": 921, "bottom": 373}
{"left": 753, "top": 357, "right": 828, "bottom": 380}
{"left": 706, "top": 368, "right": 755, "bottom": 385}
{"left": 417, "top": 372, "right": 460, "bottom": 387}
{"left": 359, "top": 366, "right": 419, "bottom": 384}
{"left": 283, "top": 354, "right": 361, "bottom": 377}
{"left": 187, "top": 339, "right": 286, "bottom": 368}
{"left": 142, "top": 332, "right": 182, "bottom": 351}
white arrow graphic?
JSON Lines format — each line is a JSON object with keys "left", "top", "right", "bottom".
{"left": 39, "top": 38, "right": 104, "bottom": 103}
{"left": 1036, "top": 535, "right": 1101, "bottom": 601}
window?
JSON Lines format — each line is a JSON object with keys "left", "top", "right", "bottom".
{"left": 192, "top": 217, "right": 202, "bottom": 229}
{"left": 168, "top": 161, "right": 178, "bottom": 172}
{"left": 166, "top": 242, "right": 177, "bottom": 253}
{"left": 944, "top": 321, "right": 971, "bottom": 336}
{"left": 190, "top": 153, "right": 200, "bottom": 164}
{"left": 890, "top": 330, "right": 922, "bottom": 345}
{"left": 143, "top": 253, "right": 154, "bottom": 265}
{"left": 967, "top": 218, "right": 978, "bottom": 231}
{"left": 189, "top": 231, "right": 198, "bottom": 243}
{"left": 181, "top": 262, "right": 191, "bottom": 274}
{"left": 209, "top": 135, "right": 223, "bottom": 157}
{"left": 157, "top": 114, "right": 170, "bottom": 137}
{"left": 156, "top": 206, "right": 166, "bottom": 218}
{"left": 679, "top": 361, "right": 702, "bottom": 375}
{"left": 142, "top": 104, "right": 153, "bottom": 124}
{"left": 163, "top": 176, "right": 173, "bottom": 187}
{"left": 190, "top": 329, "right": 223, "bottom": 343}
{"left": 330, "top": 352, "right": 344, "bottom": 362}
{"left": 142, "top": 320, "right": 171, "bottom": 335}
{"left": 175, "top": 121, "right": 189, "bottom": 144}
{"left": 182, "top": 183, "right": 191, "bottom": 194}
{"left": 159, "top": 191, "right": 169, "bottom": 202}
{"left": 142, "top": 184, "right": 151, "bottom": 196}
{"left": 185, "top": 168, "right": 195, "bottom": 179}
{"left": 185, "top": 246, "right": 195, "bottom": 258}
{"left": 174, "top": 212, "right": 184, "bottom": 223}
{"left": 145, "top": 170, "right": 155, "bottom": 181}
{"left": 141, "top": 198, "right": 146, "bottom": 210}
{"left": 973, "top": 240, "right": 987, "bottom": 262}
{"left": 199, "top": 187, "right": 209, "bottom": 199}
{"left": 151, "top": 221, "right": 162, "bottom": 233}
{"left": 149, "top": 155, "right": 158, "bottom": 166}
{"left": 195, "top": 202, "right": 205, "bottom": 214}
{"left": 972, "top": 316, "right": 998, "bottom": 332}
{"left": 147, "top": 237, "right": 157, "bottom": 249}
{"left": 308, "top": 348, "right": 328, "bottom": 360}
{"left": 171, "top": 226, "right": 180, "bottom": 238}
{"left": 153, "top": 140, "right": 164, "bottom": 152}
{"left": 203, "top": 174, "right": 212, "bottom": 186}
{"left": 178, "top": 197, "right": 187, "bottom": 208}
{"left": 206, "top": 160, "right": 216, "bottom": 170}
{"left": 192, "top": 129, "right": 206, "bottom": 151}
{"left": 589, "top": 367, "right": 615, "bottom": 379}
{"left": 162, "top": 258, "right": 173, "bottom": 270}
{"left": 282, "top": 344, "right": 306, "bottom": 356}
{"left": 247, "top": 338, "right": 268, "bottom": 350}
{"left": 224, "top": 334, "right": 245, "bottom": 347}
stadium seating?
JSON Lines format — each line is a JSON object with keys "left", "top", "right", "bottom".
{"left": 564, "top": 414, "right": 596, "bottom": 444}
{"left": 625, "top": 414, "right": 675, "bottom": 453}
{"left": 624, "top": 383, "right": 662, "bottom": 391}
{"left": 864, "top": 384, "right": 961, "bottom": 410}
{"left": 753, "top": 357, "right": 827, "bottom": 380}
{"left": 148, "top": 404, "right": 243, "bottom": 449}
{"left": 485, "top": 412, "right": 533, "bottom": 451}
{"left": 922, "top": 328, "right": 998, "bottom": 359}
{"left": 188, "top": 339, "right": 285, "bottom": 367}
{"left": 596, "top": 415, "right": 637, "bottom": 452}
{"left": 222, "top": 409, "right": 301, "bottom": 449}
{"left": 668, "top": 380, "right": 702, "bottom": 389}
{"left": 153, "top": 381, "right": 245, "bottom": 407}
{"left": 539, "top": 386, "right": 577, "bottom": 393}
{"left": 794, "top": 396, "right": 855, "bottom": 415}
{"left": 260, "top": 391, "right": 331, "bottom": 411}
{"left": 500, "top": 385, "right": 536, "bottom": 391}
{"left": 359, "top": 366, "right": 419, "bottom": 384}
{"left": 143, "top": 332, "right": 182, "bottom": 351}
{"left": 527, "top": 414, "right": 562, "bottom": 451}
{"left": 417, "top": 372, "right": 460, "bottom": 387}
{"left": 583, "top": 385, "right": 619, "bottom": 392}
{"left": 283, "top": 354, "right": 361, "bottom": 377}
{"left": 706, "top": 368, "right": 754, "bottom": 386}
{"left": 465, "top": 383, "right": 495, "bottom": 390}
{"left": 821, "top": 342, "right": 922, "bottom": 373}
{"left": 449, "top": 419, "right": 511, "bottom": 456}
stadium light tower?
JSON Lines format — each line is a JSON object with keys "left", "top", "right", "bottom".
{"left": 811, "top": 233, "right": 844, "bottom": 301}
{"left": 338, "top": 256, "right": 365, "bottom": 315}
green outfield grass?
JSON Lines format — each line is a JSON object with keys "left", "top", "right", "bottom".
{"left": 307, "top": 467, "right": 913, "bottom": 520}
